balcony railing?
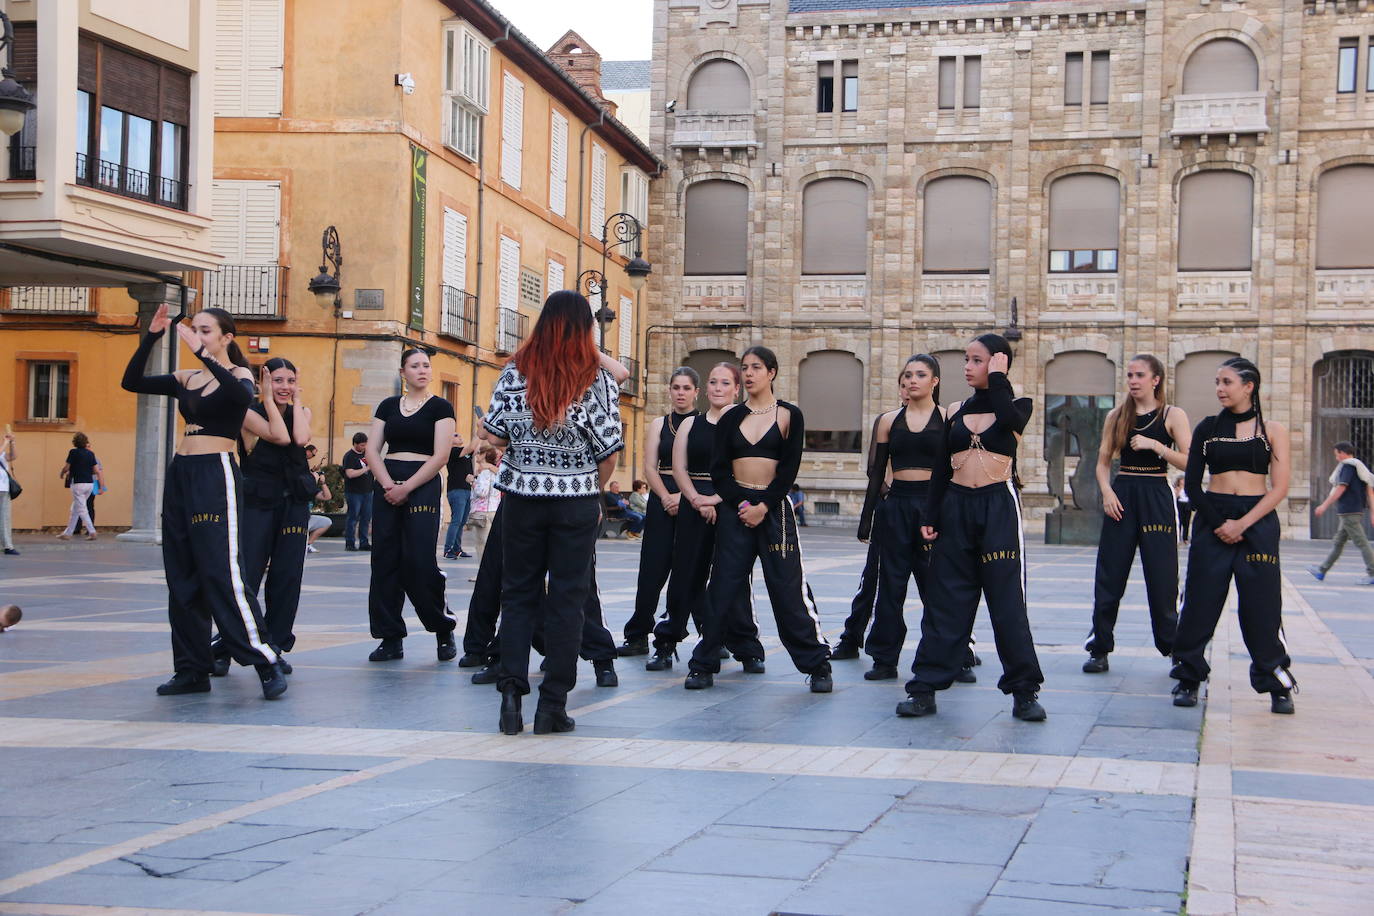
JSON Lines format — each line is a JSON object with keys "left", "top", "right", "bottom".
{"left": 495, "top": 307, "right": 528, "bottom": 354}
{"left": 75, "top": 152, "right": 189, "bottom": 210}
{"left": 190, "top": 265, "right": 289, "bottom": 318}
{"left": 1170, "top": 91, "right": 1268, "bottom": 140}
{"left": 440, "top": 285, "right": 478, "bottom": 344}
{"left": 1314, "top": 269, "right": 1374, "bottom": 311}
{"left": 920, "top": 274, "right": 992, "bottom": 311}
{"left": 670, "top": 111, "right": 757, "bottom": 151}
{"left": 621, "top": 356, "right": 640, "bottom": 396}
{"left": 1, "top": 286, "right": 92, "bottom": 314}
{"left": 1046, "top": 273, "right": 1119, "bottom": 310}
{"left": 7, "top": 144, "right": 35, "bottom": 180}
{"left": 682, "top": 275, "right": 747, "bottom": 310}
{"left": 797, "top": 275, "right": 867, "bottom": 311}
{"left": 1176, "top": 271, "right": 1253, "bottom": 310}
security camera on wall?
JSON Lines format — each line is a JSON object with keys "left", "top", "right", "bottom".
{"left": 395, "top": 73, "right": 416, "bottom": 95}
{"left": 665, "top": 100, "right": 676, "bottom": 113}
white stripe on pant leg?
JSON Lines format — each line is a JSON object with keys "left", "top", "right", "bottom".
{"left": 784, "top": 500, "right": 828, "bottom": 648}
{"left": 1005, "top": 480, "right": 1028, "bottom": 606}
{"left": 220, "top": 453, "right": 278, "bottom": 664}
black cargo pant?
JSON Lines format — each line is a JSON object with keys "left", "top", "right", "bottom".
{"left": 1088, "top": 474, "right": 1179, "bottom": 658}
{"left": 239, "top": 495, "right": 310, "bottom": 652}
{"left": 867, "top": 480, "right": 932, "bottom": 668}
{"left": 162, "top": 453, "right": 279, "bottom": 674}
{"left": 688, "top": 493, "right": 829, "bottom": 676}
{"left": 367, "top": 460, "right": 455, "bottom": 640}
{"left": 655, "top": 478, "right": 764, "bottom": 659}
{"left": 497, "top": 493, "right": 601, "bottom": 707}
{"left": 908, "top": 481, "right": 1043, "bottom": 696}
{"left": 1171, "top": 494, "right": 1292, "bottom": 694}
{"left": 838, "top": 539, "right": 881, "bottom": 647}
{"left": 623, "top": 482, "right": 680, "bottom": 643}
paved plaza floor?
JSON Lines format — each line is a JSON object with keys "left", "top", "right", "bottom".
{"left": 0, "top": 528, "right": 1371, "bottom": 915}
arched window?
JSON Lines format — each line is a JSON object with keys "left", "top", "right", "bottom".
{"left": 1045, "top": 351, "right": 1117, "bottom": 396}
{"left": 799, "top": 350, "right": 863, "bottom": 452}
{"left": 684, "top": 180, "right": 748, "bottom": 276}
{"left": 1048, "top": 174, "right": 1120, "bottom": 273}
{"left": 932, "top": 349, "right": 973, "bottom": 406}
{"left": 801, "top": 178, "right": 868, "bottom": 275}
{"left": 686, "top": 59, "right": 751, "bottom": 111}
{"left": 923, "top": 176, "right": 992, "bottom": 274}
{"left": 1317, "top": 165, "right": 1374, "bottom": 269}
{"left": 682, "top": 348, "right": 739, "bottom": 413}
{"left": 1178, "top": 171, "right": 1253, "bottom": 271}
{"left": 1174, "top": 350, "right": 1241, "bottom": 427}
{"left": 1182, "top": 39, "right": 1259, "bottom": 93}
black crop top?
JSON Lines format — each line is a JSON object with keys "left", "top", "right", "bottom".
{"left": 121, "top": 330, "right": 254, "bottom": 440}
{"left": 924, "top": 373, "right": 1033, "bottom": 532}
{"left": 711, "top": 401, "right": 804, "bottom": 510}
{"left": 374, "top": 395, "right": 455, "bottom": 455}
{"left": 1117, "top": 407, "right": 1174, "bottom": 474}
{"left": 241, "top": 404, "right": 308, "bottom": 484}
{"left": 857, "top": 406, "right": 945, "bottom": 540}
{"left": 683, "top": 413, "right": 716, "bottom": 478}
{"left": 1184, "top": 409, "right": 1272, "bottom": 531}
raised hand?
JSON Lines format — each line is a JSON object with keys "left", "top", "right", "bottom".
{"left": 989, "top": 352, "right": 1010, "bottom": 375}
{"left": 174, "top": 320, "right": 201, "bottom": 353}
{"left": 148, "top": 303, "right": 172, "bottom": 334}
{"left": 260, "top": 365, "right": 272, "bottom": 395}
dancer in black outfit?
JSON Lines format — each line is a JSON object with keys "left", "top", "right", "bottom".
{"left": 652, "top": 362, "right": 766, "bottom": 672}
{"left": 618, "top": 369, "right": 700, "bottom": 655}
{"left": 364, "top": 348, "right": 458, "bottom": 663}
{"left": 899, "top": 334, "right": 1045, "bottom": 721}
{"left": 1170, "top": 357, "right": 1295, "bottom": 714}
{"left": 833, "top": 414, "right": 887, "bottom": 659}
{"left": 212, "top": 358, "right": 316, "bottom": 677}
{"left": 484, "top": 291, "right": 625, "bottom": 735}
{"left": 684, "top": 347, "right": 832, "bottom": 692}
{"left": 121, "top": 304, "right": 286, "bottom": 699}
{"left": 1083, "top": 355, "right": 1192, "bottom": 673}
{"left": 858, "top": 355, "right": 946, "bottom": 682}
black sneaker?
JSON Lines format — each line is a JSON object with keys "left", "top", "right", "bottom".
{"left": 471, "top": 663, "right": 499, "bottom": 685}
{"left": 809, "top": 665, "right": 834, "bottom": 693}
{"left": 156, "top": 672, "right": 210, "bottom": 695}
{"left": 442, "top": 551, "right": 457, "bottom": 560}
{"left": 1012, "top": 693, "right": 1046, "bottom": 721}
{"left": 532, "top": 706, "right": 575, "bottom": 734}
{"left": 457, "top": 652, "right": 486, "bottom": 668}
{"left": 830, "top": 639, "right": 861, "bottom": 660}
{"left": 684, "top": 671, "right": 714, "bottom": 690}
{"left": 345, "top": 543, "right": 357, "bottom": 551}
{"left": 594, "top": 660, "right": 619, "bottom": 688}
{"left": 277, "top": 655, "right": 293, "bottom": 675}
{"left": 617, "top": 639, "right": 649, "bottom": 657}
{"left": 864, "top": 664, "right": 898, "bottom": 681}
{"left": 954, "top": 666, "right": 977, "bottom": 683}
{"left": 1172, "top": 682, "right": 1199, "bottom": 707}
{"left": 741, "top": 657, "right": 766, "bottom": 674}
{"left": 368, "top": 638, "right": 404, "bottom": 662}
{"left": 896, "top": 692, "right": 937, "bottom": 717}
{"left": 1082, "top": 655, "right": 1110, "bottom": 674}
{"left": 645, "top": 648, "right": 675, "bottom": 671}
{"left": 458, "top": 550, "right": 473, "bottom": 558}
{"left": 256, "top": 662, "right": 288, "bottom": 700}
{"left": 717, "top": 646, "right": 730, "bottom": 659}
{"left": 1270, "top": 690, "right": 1295, "bottom": 715}
{"left": 211, "top": 655, "right": 231, "bottom": 678}
{"left": 436, "top": 632, "right": 458, "bottom": 662}
{"left": 360, "top": 543, "right": 372, "bottom": 552}
{"left": 3, "top": 548, "right": 19, "bottom": 556}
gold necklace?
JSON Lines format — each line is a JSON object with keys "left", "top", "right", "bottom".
{"left": 748, "top": 401, "right": 778, "bottom": 415}
{"left": 399, "top": 393, "right": 430, "bottom": 416}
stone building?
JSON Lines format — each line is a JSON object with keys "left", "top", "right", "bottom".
{"left": 646, "top": 0, "right": 1374, "bottom": 538}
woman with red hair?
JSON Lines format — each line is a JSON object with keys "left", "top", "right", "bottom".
{"left": 482, "top": 290, "right": 625, "bottom": 735}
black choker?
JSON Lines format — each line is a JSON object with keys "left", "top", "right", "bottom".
{"left": 1226, "top": 407, "right": 1257, "bottom": 421}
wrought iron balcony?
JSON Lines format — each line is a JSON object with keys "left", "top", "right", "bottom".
{"left": 191, "top": 265, "right": 289, "bottom": 318}
{"left": 495, "top": 307, "right": 528, "bottom": 354}
{"left": 440, "top": 285, "right": 478, "bottom": 344}
{"left": 7, "top": 144, "right": 35, "bottom": 180}
{"left": 1, "top": 286, "right": 92, "bottom": 314}
{"left": 75, "top": 152, "right": 189, "bottom": 210}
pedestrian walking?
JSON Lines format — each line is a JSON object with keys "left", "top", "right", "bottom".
{"left": 618, "top": 368, "right": 699, "bottom": 654}
{"left": 341, "top": 432, "right": 373, "bottom": 551}
{"left": 56, "top": 433, "right": 101, "bottom": 541}
{"left": 465, "top": 445, "right": 502, "bottom": 564}
{"left": 1174, "top": 476, "right": 1191, "bottom": 544}
{"left": 1308, "top": 441, "right": 1374, "bottom": 585}
{"left": 443, "top": 432, "right": 475, "bottom": 559}
{"left": 790, "top": 484, "right": 807, "bottom": 526}
{"left": 120, "top": 304, "right": 286, "bottom": 699}
{"left": 0, "top": 431, "right": 18, "bottom": 556}
{"left": 899, "top": 334, "right": 1045, "bottom": 722}
{"left": 1171, "top": 357, "right": 1296, "bottom": 714}
{"left": 1083, "top": 355, "right": 1192, "bottom": 674}
{"left": 482, "top": 290, "right": 625, "bottom": 735}
{"left": 684, "top": 346, "right": 832, "bottom": 693}
{"left": 364, "top": 347, "right": 459, "bottom": 663}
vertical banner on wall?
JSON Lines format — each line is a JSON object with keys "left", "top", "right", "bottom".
{"left": 409, "top": 144, "right": 428, "bottom": 331}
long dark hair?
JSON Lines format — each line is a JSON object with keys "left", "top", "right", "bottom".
{"left": 1220, "top": 356, "right": 1269, "bottom": 453}
{"left": 263, "top": 357, "right": 297, "bottom": 374}
{"left": 516, "top": 290, "right": 599, "bottom": 430}
{"left": 201, "top": 307, "right": 251, "bottom": 369}
{"left": 905, "top": 354, "right": 941, "bottom": 406}
{"left": 741, "top": 345, "right": 779, "bottom": 391}
{"left": 400, "top": 347, "right": 429, "bottom": 368}
{"left": 1105, "top": 353, "right": 1168, "bottom": 455}
{"left": 670, "top": 366, "right": 701, "bottom": 388}
{"left": 972, "top": 333, "right": 1013, "bottom": 370}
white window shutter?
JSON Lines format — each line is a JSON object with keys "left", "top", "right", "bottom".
{"left": 499, "top": 236, "right": 520, "bottom": 311}
{"left": 210, "top": 182, "right": 247, "bottom": 263}
{"left": 443, "top": 207, "right": 467, "bottom": 289}
{"left": 619, "top": 295, "right": 633, "bottom": 356}
{"left": 242, "top": 183, "right": 282, "bottom": 264}
{"left": 501, "top": 73, "right": 524, "bottom": 189}
{"left": 547, "top": 259, "right": 565, "bottom": 293}
{"left": 243, "top": 0, "right": 283, "bottom": 116}
{"left": 590, "top": 144, "right": 606, "bottom": 231}
{"left": 214, "top": 0, "right": 246, "bottom": 116}
{"left": 549, "top": 110, "right": 568, "bottom": 217}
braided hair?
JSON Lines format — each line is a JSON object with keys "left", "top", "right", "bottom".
{"left": 1219, "top": 356, "right": 1270, "bottom": 469}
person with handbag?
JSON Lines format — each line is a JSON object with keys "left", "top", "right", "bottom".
{"left": 56, "top": 433, "right": 101, "bottom": 541}
{"left": 0, "top": 431, "right": 18, "bottom": 556}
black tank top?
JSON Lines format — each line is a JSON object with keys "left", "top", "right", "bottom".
{"left": 1202, "top": 409, "right": 1272, "bottom": 475}
{"left": 731, "top": 419, "right": 784, "bottom": 460}
{"left": 241, "top": 404, "right": 306, "bottom": 484}
{"left": 889, "top": 406, "right": 944, "bottom": 472}
{"left": 1118, "top": 406, "right": 1174, "bottom": 474}
{"left": 658, "top": 411, "right": 696, "bottom": 474}
{"left": 684, "top": 413, "right": 715, "bottom": 477}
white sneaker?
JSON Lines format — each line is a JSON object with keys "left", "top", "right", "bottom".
{"left": 306, "top": 545, "right": 318, "bottom": 553}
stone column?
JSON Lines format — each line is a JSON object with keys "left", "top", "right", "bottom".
{"left": 117, "top": 283, "right": 196, "bottom": 544}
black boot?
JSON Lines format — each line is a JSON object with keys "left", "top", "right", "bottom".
{"left": 830, "top": 638, "right": 861, "bottom": 660}
{"left": 684, "top": 670, "right": 714, "bottom": 690}
{"left": 1012, "top": 692, "right": 1046, "bottom": 721}
{"left": 1172, "top": 681, "right": 1199, "bottom": 708}
{"left": 864, "top": 663, "right": 898, "bottom": 681}
{"left": 457, "top": 652, "right": 486, "bottom": 668}
{"left": 617, "top": 639, "right": 649, "bottom": 657}
{"left": 471, "top": 663, "right": 499, "bottom": 685}
{"left": 741, "top": 657, "right": 766, "bottom": 674}
{"left": 368, "top": 637, "right": 404, "bottom": 662}
{"left": 532, "top": 704, "right": 575, "bottom": 734}
{"left": 256, "top": 662, "right": 288, "bottom": 700}
{"left": 211, "top": 655, "right": 231, "bottom": 678}
{"left": 809, "top": 663, "right": 834, "bottom": 693}
{"left": 1270, "top": 690, "right": 1295, "bottom": 715}
{"left": 896, "top": 691, "right": 936, "bottom": 717}
{"left": 436, "top": 631, "right": 458, "bottom": 662}
{"left": 1082, "top": 655, "right": 1109, "bottom": 674}
{"left": 277, "top": 654, "right": 293, "bottom": 675}
{"left": 645, "top": 646, "right": 676, "bottom": 671}
{"left": 156, "top": 671, "right": 210, "bottom": 696}
{"left": 954, "top": 666, "right": 977, "bottom": 683}
{"left": 594, "top": 659, "right": 619, "bottom": 688}
{"left": 499, "top": 686, "right": 523, "bottom": 735}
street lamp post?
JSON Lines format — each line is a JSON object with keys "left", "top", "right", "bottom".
{"left": 307, "top": 225, "right": 343, "bottom": 312}
{"left": 0, "top": 11, "right": 38, "bottom": 139}
{"left": 576, "top": 212, "right": 651, "bottom": 349}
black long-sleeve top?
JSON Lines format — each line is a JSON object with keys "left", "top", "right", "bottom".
{"left": 1182, "top": 412, "right": 1272, "bottom": 532}
{"left": 857, "top": 412, "right": 890, "bottom": 541}
{"left": 710, "top": 400, "right": 805, "bottom": 512}
{"left": 121, "top": 330, "right": 254, "bottom": 438}
{"left": 923, "top": 372, "right": 1033, "bottom": 531}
